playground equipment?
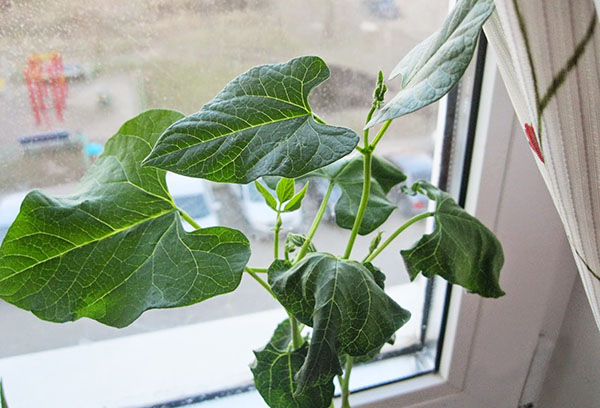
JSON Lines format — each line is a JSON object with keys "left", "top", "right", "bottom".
{"left": 23, "top": 52, "right": 68, "bottom": 127}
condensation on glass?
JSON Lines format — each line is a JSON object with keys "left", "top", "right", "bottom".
{"left": 0, "top": 0, "right": 447, "bottom": 404}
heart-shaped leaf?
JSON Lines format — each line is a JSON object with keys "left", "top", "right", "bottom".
{"left": 0, "top": 110, "right": 251, "bottom": 328}
{"left": 252, "top": 319, "right": 334, "bottom": 408}
{"left": 143, "top": 56, "right": 359, "bottom": 183}
{"left": 366, "top": 0, "right": 495, "bottom": 128}
{"left": 269, "top": 254, "right": 410, "bottom": 393}
{"left": 310, "top": 155, "right": 406, "bottom": 235}
{"left": 401, "top": 181, "right": 504, "bottom": 297}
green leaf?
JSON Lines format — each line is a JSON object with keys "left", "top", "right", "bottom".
{"left": 276, "top": 178, "right": 295, "bottom": 203}
{"left": 283, "top": 182, "right": 309, "bottom": 213}
{"left": 286, "top": 233, "right": 317, "bottom": 254}
{"left": 252, "top": 319, "right": 334, "bottom": 408}
{"left": 366, "top": 0, "right": 495, "bottom": 128}
{"left": 401, "top": 181, "right": 504, "bottom": 298}
{"left": 255, "top": 180, "right": 278, "bottom": 211}
{"left": 143, "top": 56, "right": 359, "bottom": 183}
{"left": 368, "top": 231, "right": 384, "bottom": 256}
{"left": 0, "top": 379, "right": 8, "bottom": 408}
{"left": 0, "top": 110, "right": 251, "bottom": 328}
{"left": 269, "top": 254, "right": 410, "bottom": 393}
{"left": 311, "top": 155, "right": 406, "bottom": 235}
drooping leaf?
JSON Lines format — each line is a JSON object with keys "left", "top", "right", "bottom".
{"left": 252, "top": 319, "right": 334, "bottom": 408}
{"left": 276, "top": 178, "right": 296, "bottom": 203}
{"left": 0, "top": 110, "right": 251, "bottom": 328}
{"left": 283, "top": 182, "right": 309, "bottom": 213}
{"left": 269, "top": 254, "right": 410, "bottom": 393}
{"left": 0, "top": 379, "right": 8, "bottom": 408}
{"left": 143, "top": 56, "right": 359, "bottom": 183}
{"left": 310, "top": 155, "right": 406, "bottom": 235}
{"left": 366, "top": 0, "right": 495, "bottom": 128}
{"left": 255, "top": 180, "right": 278, "bottom": 211}
{"left": 401, "top": 181, "right": 504, "bottom": 297}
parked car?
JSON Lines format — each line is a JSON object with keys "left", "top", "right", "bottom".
{"left": 363, "top": 0, "right": 400, "bottom": 19}
{"left": 166, "top": 172, "right": 219, "bottom": 230}
{"left": 234, "top": 181, "right": 302, "bottom": 235}
{"left": 384, "top": 153, "right": 433, "bottom": 216}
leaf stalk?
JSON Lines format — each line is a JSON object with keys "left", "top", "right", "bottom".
{"left": 363, "top": 211, "right": 435, "bottom": 263}
{"left": 294, "top": 182, "right": 334, "bottom": 263}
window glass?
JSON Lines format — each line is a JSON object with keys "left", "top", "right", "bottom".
{"left": 0, "top": 0, "right": 449, "bottom": 405}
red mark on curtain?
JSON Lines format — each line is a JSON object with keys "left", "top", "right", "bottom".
{"left": 524, "top": 123, "right": 544, "bottom": 163}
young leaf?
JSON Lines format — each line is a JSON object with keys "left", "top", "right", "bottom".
{"left": 366, "top": 0, "right": 495, "bottom": 128}
{"left": 143, "top": 56, "right": 359, "bottom": 183}
{"left": 283, "top": 182, "right": 309, "bottom": 213}
{"left": 0, "top": 379, "right": 8, "bottom": 408}
{"left": 0, "top": 110, "right": 251, "bottom": 328}
{"left": 401, "top": 181, "right": 504, "bottom": 297}
{"left": 269, "top": 254, "right": 411, "bottom": 393}
{"left": 276, "top": 177, "right": 295, "bottom": 203}
{"left": 251, "top": 319, "right": 334, "bottom": 408}
{"left": 255, "top": 180, "right": 278, "bottom": 211}
{"left": 310, "top": 155, "right": 406, "bottom": 234}
{"left": 286, "top": 233, "right": 317, "bottom": 254}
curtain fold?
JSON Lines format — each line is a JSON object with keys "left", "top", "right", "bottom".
{"left": 484, "top": 0, "right": 600, "bottom": 329}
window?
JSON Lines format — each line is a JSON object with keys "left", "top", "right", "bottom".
{"left": 1, "top": 2, "right": 572, "bottom": 408}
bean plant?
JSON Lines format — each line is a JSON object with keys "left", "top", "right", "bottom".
{"left": 0, "top": 0, "right": 503, "bottom": 407}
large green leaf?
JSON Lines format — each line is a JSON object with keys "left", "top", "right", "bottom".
{"left": 366, "top": 0, "right": 494, "bottom": 128}
{"left": 0, "top": 110, "right": 251, "bottom": 328}
{"left": 310, "top": 155, "right": 406, "bottom": 235}
{"left": 143, "top": 56, "right": 359, "bottom": 183}
{"left": 401, "top": 181, "right": 504, "bottom": 297}
{"left": 269, "top": 254, "right": 410, "bottom": 392}
{"left": 252, "top": 319, "right": 334, "bottom": 408}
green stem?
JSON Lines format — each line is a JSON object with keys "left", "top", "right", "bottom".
{"left": 289, "top": 314, "right": 303, "bottom": 349}
{"left": 294, "top": 182, "right": 334, "bottom": 263}
{"left": 178, "top": 208, "right": 201, "bottom": 230}
{"left": 341, "top": 356, "right": 354, "bottom": 408}
{"left": 363, "top": 211, "right": 434, "bottom": 263}
{"left": 369, "top": 120, "right": 392, "bottom": 151}
{"left": 245, "top": 268, "right": 277, "bottom": 300}
{"left": 274, "top": 211, "right": 282, "bottom": 259}
{"left": 244, "top": 266, "right": 267, "bottom": 273}
{"left": 343, "top": 150, "right": 371, "bottom": 260}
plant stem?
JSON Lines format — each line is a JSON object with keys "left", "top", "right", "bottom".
{"left": 342, "top": 150, "right": 371, "bottom": 260}
{"left": 341, "top": 356, "right": 354, "bottom": 408}
{"left": 294, "top": 182, "right": 334, "bottom": 263}
{"left": 363, "top": 211, "right": 435, "bottom": 263}
{"left": 178, "top": 208, "right": 201, "bottom": 230}
{"left": 289, "top": 313, "right": 303, "bottom": 349}
{"left": 274, "top": 211, "right": 282, "bottom": 259}
{"left": 245, "top": 266, "right": 267, "bottom": 273}
{"left": 369, "top": 119, "right": 392, "bottom": 151}
{"left": 245, "top": 268, "right": 278, "bottom": 300}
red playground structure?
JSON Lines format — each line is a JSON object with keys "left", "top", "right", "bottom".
{"left": 23, "top": 52, "right": 68, "bottom": 127}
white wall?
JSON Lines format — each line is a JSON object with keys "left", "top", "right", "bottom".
{"left": 537, "top": 277, "right": 600, "bottom": 408}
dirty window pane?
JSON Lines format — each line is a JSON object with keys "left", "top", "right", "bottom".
{"left": 0, "top": 0, "right": 448, "bottom": 405}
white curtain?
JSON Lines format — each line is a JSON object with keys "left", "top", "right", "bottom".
{"left": 484, "top": 0, "right": 600, "bottom": 329}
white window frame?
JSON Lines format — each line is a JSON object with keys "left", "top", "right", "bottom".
{"left": 348, "top": 46, "right": 578, "bottom": 408}
{"left": 0, "top": 39, "right": 578, "bottom": 408}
